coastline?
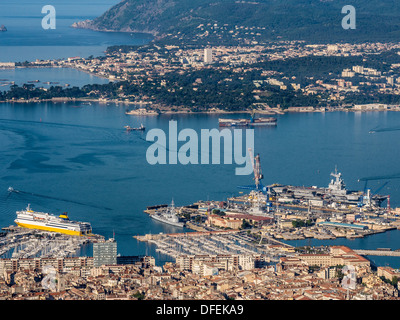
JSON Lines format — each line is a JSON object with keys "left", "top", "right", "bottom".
{"left": 2, "top": 67, "right": 400, "bottom": 115}
{"left": 1, "top": 97, "right": 400, "bottom": 116}
{"left": 11, "top": 65, "right": 110, "bottom": 81}
{"left": 71, "top": 20, "right": 159, "bottom": 37}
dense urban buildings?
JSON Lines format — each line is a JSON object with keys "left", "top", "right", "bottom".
{"left": 0, "top": 244, "right": 398, "bottom": 300}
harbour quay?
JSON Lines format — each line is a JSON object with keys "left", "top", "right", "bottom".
{"left": 139, "top": 165, "right": 400, "bottom": 262}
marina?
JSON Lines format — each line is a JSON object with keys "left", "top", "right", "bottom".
{"left": 0, "top": 204, "right": 103, "bottom": 260}
{"left": 135, "top": 230, "right": 290, "bottom": 264}
{"left": 0, "top": 226, "right": 102, "bottom": 259}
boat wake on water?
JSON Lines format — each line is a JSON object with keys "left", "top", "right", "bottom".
{"left": 0, "top": 118, "right": 125, "bottom": 143}
{"left": 7, "top": 187, "right": 112, "bottom": 211}
{"left": 358, "top": 173, "right": 400, "bottom": 182}
{"left": 369, "top": 125, "right": 400, "bottom": 134}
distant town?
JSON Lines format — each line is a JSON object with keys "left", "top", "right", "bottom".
{"left": 1, "top": 40, "right": 400, "bottom": 113}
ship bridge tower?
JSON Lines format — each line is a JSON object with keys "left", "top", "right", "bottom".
{"left": 328, "top": 166, "right": 346, "bottom": 193}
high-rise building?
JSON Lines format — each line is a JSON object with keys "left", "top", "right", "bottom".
{"left": 93, "top": 238, "right": 117, "bottom": 267}
{"left": 204, "top": 48, "right": 213, "bottom": 64}
{"left": 352, "top": 65, "right": 364, "bottom": 74}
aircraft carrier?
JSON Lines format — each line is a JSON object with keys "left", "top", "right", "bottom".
{"left": 268, "top": 168, "right": 387, "bottom": 209}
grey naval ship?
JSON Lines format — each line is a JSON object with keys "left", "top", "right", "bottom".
{"left": 150, "top": 200, "right": 185, "bottom": 228}
{"left": 268, "top": 167, "right": 387, "bottom": 208}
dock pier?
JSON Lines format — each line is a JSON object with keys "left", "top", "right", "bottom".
{"left": 354, "top": 249, "right": 400, "bottom": 257}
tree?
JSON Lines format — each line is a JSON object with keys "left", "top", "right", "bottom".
{"left": 132, "top": 291, "right": 145, "bottom": 300}
{"left": 335, "top": 265, "right": 345, "bottom": 280}
{"left": 292, "top": 219, "right": 304, "bottom": 228}
{"left": 212, "top": 209, "right": 225, "bottom": 216}
{"left": 241, "top": 220, "right": 252, "bottom": 229}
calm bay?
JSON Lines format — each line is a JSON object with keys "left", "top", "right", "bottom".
{"left": 0, "top": 102, "right": 400, "bottom": 266}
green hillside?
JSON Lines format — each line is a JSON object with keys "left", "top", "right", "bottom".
{"left": 81, "top": 0, "right": 400, "bottom": 43}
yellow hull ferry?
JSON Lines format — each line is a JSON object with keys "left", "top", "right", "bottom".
{"left": 15, "top": 204, "right": 92, "bottom": 236}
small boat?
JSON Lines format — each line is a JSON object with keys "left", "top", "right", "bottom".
{"left": 124, "top": 123, "right": 145, "bottom": 131}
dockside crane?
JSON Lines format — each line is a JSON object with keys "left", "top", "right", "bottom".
{"left": 237, "top": 148, "right": 267, "bottom": 193}
{"left": 357, "top": 179, "right": 389, "bottom": 207}
{"left": 249, "top": 148, "right": 264, "bottom": 191}
{"left": 236, "top": 149, "right": 274, "bottom": 209}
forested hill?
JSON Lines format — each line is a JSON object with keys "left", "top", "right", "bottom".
{"left": 73, "top": 0, "right": 400, "bottom": 43}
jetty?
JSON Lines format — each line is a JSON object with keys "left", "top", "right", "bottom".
{"left": 354, "top": 249, "right": 400, "bottom": 257}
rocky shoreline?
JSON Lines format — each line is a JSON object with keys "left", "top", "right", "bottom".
{"left": 71, "top": 20, "right": 158, "bottom": 36}
{"left": 2, "top": 97, "right": 400, "bottom": 116}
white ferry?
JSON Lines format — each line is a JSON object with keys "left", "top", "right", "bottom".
{"left": 15, "top": 204, "right": 92, "bottom": 236}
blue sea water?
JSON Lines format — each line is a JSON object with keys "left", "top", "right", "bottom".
{"left": 0, "top": 103, "right": 400, "bottom": 266}
{"left": 0, "top": 0, "right": 152, "bottom": 62}
{"left": 0, "top": 67, "right": 109, "bottom": 91}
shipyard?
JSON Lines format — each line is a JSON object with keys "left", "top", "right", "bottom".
{"left": 139, "top": 152, "right": 400, "bottom": 268}
{"left": 3, "top": 153, "right": 396, "bottom": 264}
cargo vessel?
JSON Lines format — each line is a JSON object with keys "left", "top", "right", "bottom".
{"left": 150, "top": 200, "right": 185, "bottom": 227}
{"left": 249, "top": 117, "right": 278, "bottom": 126}
{"left": 219, "top": 116, "right": 277, "bottom": 127}
{"left": 124, "top": 123, "right": 145, "bottom": 131}
{"left": 15, "top": 204, "right": 92, "bottom": 236}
